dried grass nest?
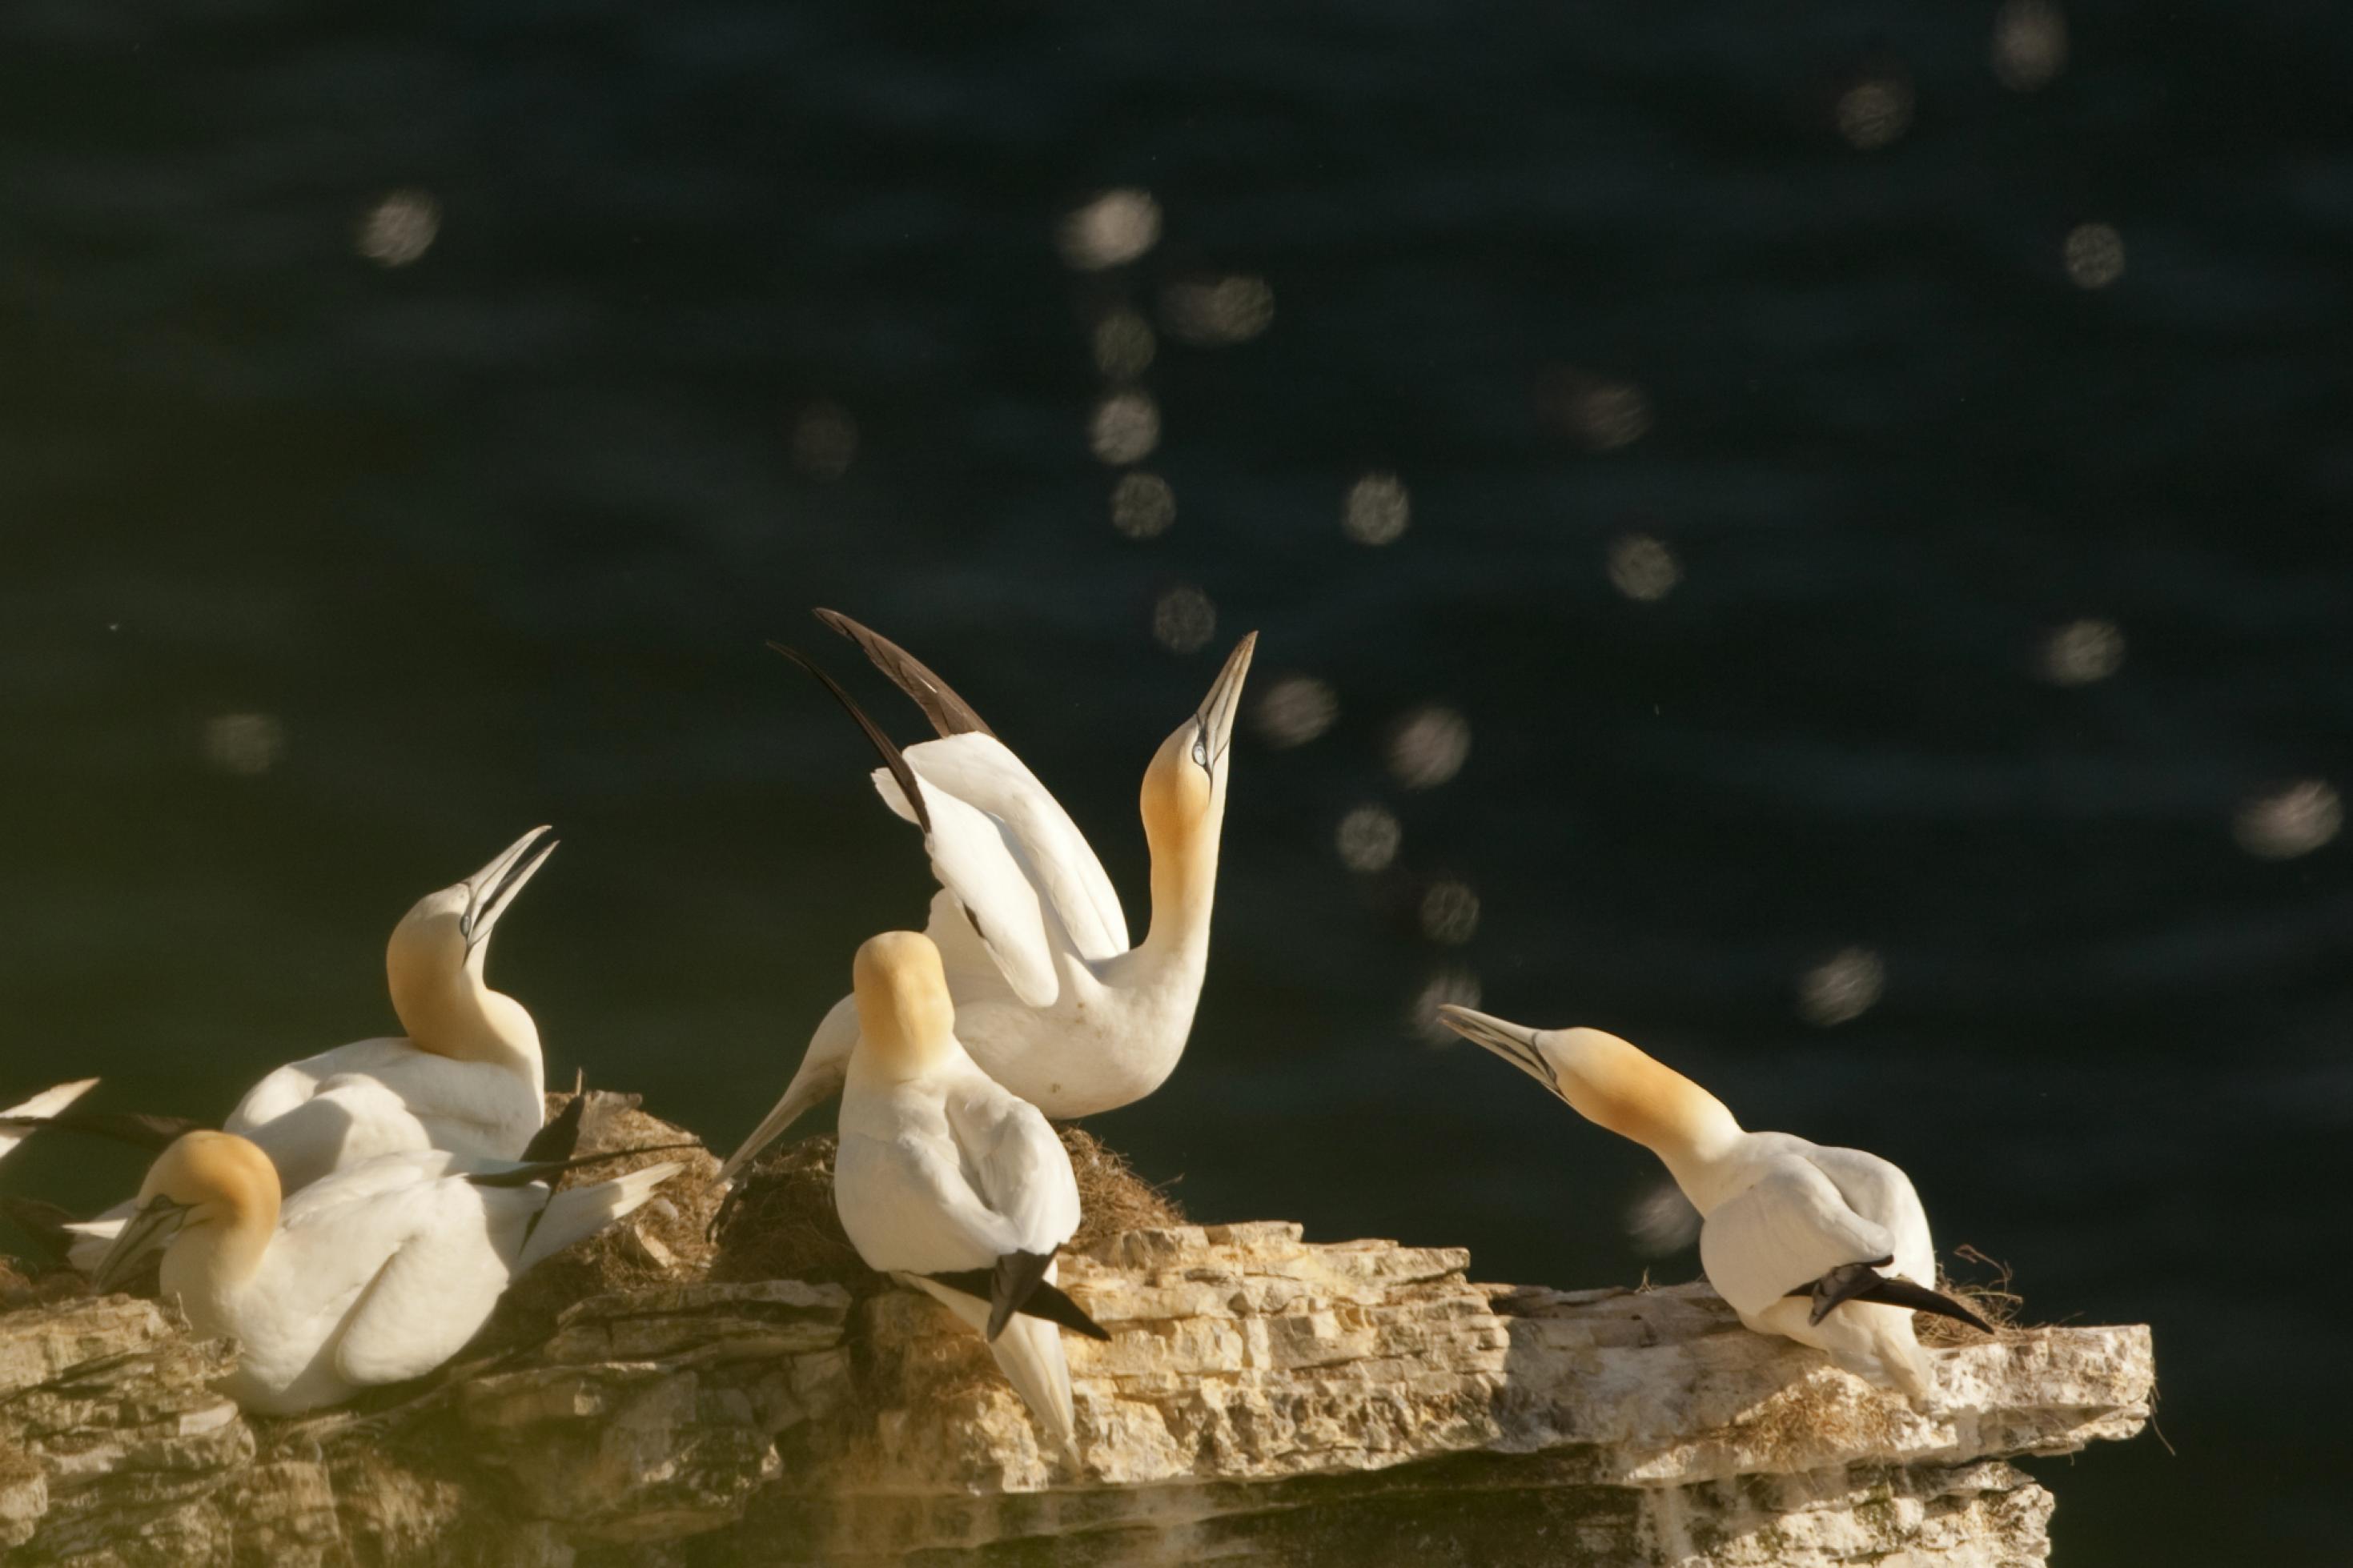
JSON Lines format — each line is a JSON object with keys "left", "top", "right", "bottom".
{"left": 711, "top": 1125, "right": 1185, "bottom": 1289}
{"left": 1917, "top": 1244, "right": 2027, "bottom": 1346}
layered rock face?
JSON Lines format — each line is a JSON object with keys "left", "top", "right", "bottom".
{"left": 0, "top": 1162, "right": 2153, "bottom": 1566}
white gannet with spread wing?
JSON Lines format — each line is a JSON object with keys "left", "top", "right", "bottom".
{"left": 832, "top": 930, "right": 1109, "bottom": 1458}
{"left": 1, "top": 1080, "right": 100, "bottom": 1163}
{"left": 93, "top": 1128, "right": 681, "bottom": 1414}
{"left": 65, "top": 828, "right": 560, "bottom": 1270}
{"left": 1437, "top": 1006, "right": 1989, "bottom": 1406}
{"left": 718, "top": 613, "right": 1253, "bottom": 1177}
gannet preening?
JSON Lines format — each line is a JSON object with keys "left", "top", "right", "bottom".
{"left": 719, "top": 612, "right": 1255, "bottom": 1177}
{"left": 94, "top": 1130, "right": 681, "bottom": 1414}
{"left": 832, "top": 931, "right": 1110, "bottom": 1458}
{"left": 63, "top": 828, "right": 561, "bottom": 1273}
{"left": 1437, "top": 1005, "right": 1990, "bottom": 1406}
{"left": 0, "top": 1080, "right": 100, "bottom": 1162}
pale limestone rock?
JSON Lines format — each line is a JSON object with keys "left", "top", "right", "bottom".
{"left": 0, "top": 1200, "right": 2151, "bottom": 1565}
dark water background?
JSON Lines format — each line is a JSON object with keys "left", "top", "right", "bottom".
{"left": 6, "top": 2, "right": 2351, "bottom": 1559}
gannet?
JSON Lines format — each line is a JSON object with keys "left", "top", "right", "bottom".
{"left": 1438, "top": 1005, "right": 1989, "bottom": 1406}
{"left": 0, "top": 1080, "right": 100, "bottom": 1162}
{"left": 720, "top": 613, "right": 1254, "bottom": 1177}
{"left": 832, "top": 930, "right": 1110, "bottom": 1458}
{"left": 94, "top": 1129, "right": 681, "bottom": 1414}
{"left": 64, "top": 828, "right": 560, "bottom": 1271}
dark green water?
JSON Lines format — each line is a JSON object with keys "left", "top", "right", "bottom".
{"left": 5, "top": 2, "right": 2349, "bottom": 1558}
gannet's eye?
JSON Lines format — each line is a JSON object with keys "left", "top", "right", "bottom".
{"left": 1191, "top": 725, "right": 1211, "bottom": 771}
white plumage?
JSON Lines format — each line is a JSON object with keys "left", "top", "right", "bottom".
{"left": 1439, "top": 1006, "right": 1982, "bottom": 1406}
{"left": 0, "top": 1079, "right": 100, "bottom": 1162}
{"left": 94, "top": 1130, "right": 679, "bottom": 1415}
{"left": 831, "top": 930, "right": 1099, "bottom": 1458}
{"left": 67, "top": 828, "right": 559, "bottom": 1271}
{"left": 721, "top": 616, "right": 1255, "bottom": 1177}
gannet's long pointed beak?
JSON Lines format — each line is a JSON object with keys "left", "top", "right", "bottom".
{"left": 460, "top": 826, "right": 558, "bottom": 953}
{"left": 717, "top": 1069, "right": 834, "bottom": 1183}
{"left": 92, "top": 1193, "right": 192, "bottom": 1293}
{"left": 1436, "top": 1005, "right": 1566, "bottom": 1100}
{"left": 1194, "top": 631, "right": 1258, "bottom": 768}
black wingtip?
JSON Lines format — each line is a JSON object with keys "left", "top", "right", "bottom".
{"left": 465, "top": 1141, "right": 701, "bottom": 1189}
{"left": 768, "top": 640, "right": 934, "bottom": 835}
{"left": 519, "top": 1091, "right": 588, "bottom": 1166}
{"left": 0, "top": 1109, "right": 211, "bottom": 1153}
{"left": 1863, "top": 1274, "right": 1998, "bottom": 1335}
{"left": 813, "top": 608, "right": 998, "bottom": 740}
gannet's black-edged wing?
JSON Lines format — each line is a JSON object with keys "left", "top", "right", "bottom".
{"left": 815, "top": 608, "right": 997, "bottom": 739}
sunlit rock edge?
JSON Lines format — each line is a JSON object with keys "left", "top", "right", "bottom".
{"left": 0, "top": 1108, "right": 2152, "bottom": 1567}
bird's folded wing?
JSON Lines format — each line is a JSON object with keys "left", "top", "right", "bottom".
{"left": 904, "top": 735, "right": 1130, "bottom": 960}
{"left": 945, "top": 1087, "right": 1082, "bottom": 1256}
{"left": 1699, "top": 1162, "right": 1900, "bottom": 1317}
{"left": 325, "top": 1181, "right": 519, "bottom": 1387}
{"left": 1801, "top": 1144, "right": 1936, "bottom": 1286}
{"left": 871, "top": 768, "right": 1062, "bottom": 1007}
{"left": 839, "top": 1129, "right": 1025, "bottom": 1274}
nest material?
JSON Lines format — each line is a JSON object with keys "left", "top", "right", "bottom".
{"left": 1917, "top": 1244, "right": 2026, "bottom": 1347}
{"left": 712, "top": 1125, "right": 1185, "bottom": 1289}
{"left": 472, "top": 1090, "right": 725, "bottom": 1353}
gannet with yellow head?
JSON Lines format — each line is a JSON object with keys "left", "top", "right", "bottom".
{"left": 64, "top": 829, "right": 560, "bottom": 1273}
{"left": 719, "top": 612, "right": 1253, "bottom": 1177}
{"left": 94, "top": 1128, "right": 680, "bottom": 1414}
{"left": 832, "top": 930, "right": 1110, "bottom": 1461}
{"left": 1437, "top": 1006, "right": 1990, "bottom": 1406}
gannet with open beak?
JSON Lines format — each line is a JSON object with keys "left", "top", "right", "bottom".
{"left": 833, "top": 931, "right": 1110, "bottom": 1458}
{"left": 720, "top": 613, "right": 1253, "bottom": 1177}
{"left": 1, "top": 1080, "right": 100, "bottom": 1162}
{"left": 63, "top": 828, "right": 559, "bottom": 1272}
{"left": 1438, "top": 1005, "right": 1990, "bottom": 1406}
{"left": 93, "top": 1129, "right": 681, "bottom": 1414}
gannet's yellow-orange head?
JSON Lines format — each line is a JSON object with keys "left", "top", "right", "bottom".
{"left": 386, "top": 826, "right": 556, "bottom": 1061}
{"left": 852, "top": 930, "right": 958, "bottom": 1079}
{"left": 1437, "top": 1007, "right": 1742, "bottom": 1160}
{"left": 1139, "top": 632, "right": 1255, "bottom": 900}
{"left": 95, "top": 1130, "right": 282, "bottom": 1292}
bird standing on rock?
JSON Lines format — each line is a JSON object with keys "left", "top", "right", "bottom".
{"left": 1437, "top": 1005, "right": 1989, "bottom": 1406}
{"left": 720, "top": 612, "right": 1254, "bottom": 1177}
{"left": 831, "top": 929, "right": 1110, "bottom": 1460}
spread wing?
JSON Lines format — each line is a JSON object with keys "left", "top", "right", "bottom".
{"left": 1698, "top": 1159, "right": 1899, "bottom": 1317}
{"left": 0, "top": 1079, "right": 100, "bottom": 1161}
{"left": 872, "top": 766, "right": 1064, "bottom": 1007}
{"left": 900, "top": 734, "right": 1130, "bottom": 960}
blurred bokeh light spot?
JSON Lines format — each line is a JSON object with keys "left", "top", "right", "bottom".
{"left": 1410, "top": 967, "right": 1483, "bottom": 1045}
{"left": 2064, "top": 223, "right": 2126, "bottom": 289}
{"left": 1836, "top": 78, "right": 1914, "bottom": 150}
{"left": 1992, "top": 0, "right": 2069, "bottom": 90}
{"left": 1090, "top": 390, "right": 1161, "bottom": 464}
{"left": 1057, "top": 188, "right": 1160, "bottom": 271}
{"left": 1626, "top": 1181, "right": 1703, "bottom": 1257}
{"left": 1253, "top": 673, "right": 1339, "bottom": 748}
{"left": 788, "top": 402, "right": 858, "bottom": 479}
{"left": 1336, "top": 804, "right": 1402, "bottom": 872}
{"left": 2234, "top": 780, "right": 2342, "bottom": 860}
{"left": 1160, "top": 275, "right": 1275, "bottom": 347}
{"left": 1342, "top": 471, "right": 1411, "bottom": 546}
{"left": 2042, "top": 618, "right": 2125, "bottom": 685}
{"left": 204, "top": 713, "right": 286, "bottom": 776}
{"left": 1419, "top": 879, "right": 1481, "bottom": 945}
{"left": 1797, "top": 946, "right": 1885, "bottom": 1026}
{"left": 357, "top": 190, "right": 440, "bottom": 267}
{"left": 1110, "top": 471, "right": 1176, "bottom": 539}
{"left": 1607, "top": 534, "right": 1681, "bottom": 601}
{"left": 1150, "top": 584, "right": 1217, "bottom": 654}
{"left": 1092, "top": 311, "right": 1157, "bottom": 379}
{"left": 1387, "top": 704, "right": 1472, "bottom": 789}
